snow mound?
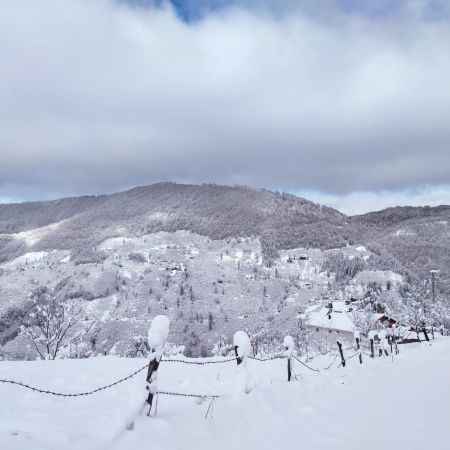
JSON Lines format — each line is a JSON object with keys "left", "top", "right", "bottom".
{"left": 283, "top": 335, "right": 295, "bottom": 352}
{"left": 148, "top": 315, "right": 170, "bottom": 349}
{"left": 233, "top": 331, "right": 251, "bottom": 359}
{"left": 283, "top": 335, "right": 295, "bottom": 356}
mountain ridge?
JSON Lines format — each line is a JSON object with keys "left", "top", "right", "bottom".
{"left": 0, "top": 182, "right": 448, "bottom": 293}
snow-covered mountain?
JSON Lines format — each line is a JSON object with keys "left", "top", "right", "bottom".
{"left": 0, "top": 183, "right": 348, "bottom": 263}
{"left": 0, "top": 183, "right": 448, "bottom": 358}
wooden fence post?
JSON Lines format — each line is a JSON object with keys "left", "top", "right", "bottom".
{"left": 337, "top": 341, "right": 346, "bottom": 367}
{"left": 283, "top": 335, "right": 295, "bottom": 382}
{"left": 146, "top": 357, "right": 160, "bottom": 415}
{"left": 146, "top": 315, "right": 170, "bottom": 416}
{"left": 355, "top": 335, "right": 363, "bottom": 364}
{"left": 370, "top": 338, "right": 374, "bottom": 358}
{"left": 234, "top": 345, "right": 243, "bottom": 365}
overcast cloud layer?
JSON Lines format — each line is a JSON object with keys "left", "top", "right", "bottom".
{"left": 1, "top": 0, "right": 450, "bottom": 214}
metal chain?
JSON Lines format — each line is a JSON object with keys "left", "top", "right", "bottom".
{"left": 0, "top": 363, "right": 149, "bottom": 397}
{"left": 346, "top": 351, "right": 360, "bottom": 361}
{"left": 161, "top": 357, "right": 237, "bottom": 365}
{"left": 293, "top": 356, "right": 320, "bottom": 373}
{"left": 157, "top": 390, "right": 221, "bottom": 399}
{"left": 0, "top": 356, "right": 236, "bottom": 398}
{"left": 248, "top": 355, "right": 284, "bottom": 362}
{"left": 322, "top": 353, "right": 339, "bottom": 370}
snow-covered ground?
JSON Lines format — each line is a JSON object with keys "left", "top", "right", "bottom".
{"left": 1, "top": 338, "right": 449, "bottom": 450}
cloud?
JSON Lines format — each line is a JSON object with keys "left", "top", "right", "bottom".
{"left": 300, "top": 185, "right": 450, "bottom": 215}
{"left": 134, "top": 0, "right": 450, "bottom": 21}
{"left": 0, "top": 0, "right": 449, "bottom": 212}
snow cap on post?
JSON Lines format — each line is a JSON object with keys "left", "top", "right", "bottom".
{"left": 283, "top": 335, "right": 295, "bottom": 356}
{"left": 148, "top": 315, "right": 170, "bottom": 350}
{"left": 233, "top": 331, "right": 251, "bottom": 361}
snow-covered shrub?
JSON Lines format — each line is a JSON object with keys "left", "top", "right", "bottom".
{"left": 163, "top": 342, "right": 185, "bottom": 356}
{"left": 283, "top": 335, "right": 295, "bottom": 357}
{"left": 212, "top": 336, "right": 231, "bottom": 356}
{"left": 21, "top": 287, "right": 81, "bottom": 360}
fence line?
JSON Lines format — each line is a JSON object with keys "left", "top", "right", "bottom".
{"left": 0, "top": 339, "right": 407, "bottom": 401}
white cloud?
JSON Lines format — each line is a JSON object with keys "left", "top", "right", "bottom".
{"left": 0, "top": 0, "right": 449, "bottom": 206}
{"left": 301, "top": 185, "right": 450, "bottom": 215}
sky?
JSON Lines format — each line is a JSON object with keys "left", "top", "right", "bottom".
{"left": 1, "top": 0, "right": 449, "bottom": 215}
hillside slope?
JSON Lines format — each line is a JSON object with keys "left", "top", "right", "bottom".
{"left": 353, "top": 206, "right": 450, "bottom": 294}
{"left": 0, "top": 183, "right": 350, "bottom": 264}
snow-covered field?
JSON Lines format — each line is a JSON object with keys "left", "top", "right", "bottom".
{"left": 1, "top": 338, "right": 449, "bottom": 450}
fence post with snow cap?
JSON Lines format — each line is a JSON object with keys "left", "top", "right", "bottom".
{"left": 145, "top": 315, "right": 170, "bottom": 416}
{"left": 337, "top": 341, "right": 346, "bottom": 367}
{"left": 233, "top": 331, "right": 250, "bottom": 366}
{"left": 283, "top": 336, "right": 295, "bottom": 382}
{"left": 233, "top": 331, "right": 252, "bottom": 393}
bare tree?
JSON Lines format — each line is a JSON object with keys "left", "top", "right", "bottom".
{"left": 22, "top": 287, "right": 80, "bottom": 360}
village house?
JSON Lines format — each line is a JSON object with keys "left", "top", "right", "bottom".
{"left": 304, "top": 300, "right": 399, "bottom": 352}
{"left": 304, "top": 301, "right": 356, "bottom": 352}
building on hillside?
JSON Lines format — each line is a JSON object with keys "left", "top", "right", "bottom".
{"left": 372, "top": 313, "right": 397, "bottom": 328}
{"left": 304, "top": 301, "right": 356, "bottom": 352}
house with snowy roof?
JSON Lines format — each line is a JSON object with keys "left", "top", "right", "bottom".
{"left": 304, "top": 301, "right": 356, "bottom": 350}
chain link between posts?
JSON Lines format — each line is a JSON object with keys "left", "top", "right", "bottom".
{"left": 0, "top": 356, "right": 237, "bottom": 398}
{"left": 0, "top": 342, "right": 396, "bottom": 399}
{"left": 293, "top": 356, "right": 321, "bottom": 373}
{"left": 161, "top": 357, "right": 237, "bottom": 365}
{"left": 0, "top": 363, "right": 149, "bottom": 397}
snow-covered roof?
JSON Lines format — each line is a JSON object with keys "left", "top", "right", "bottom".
{"left": 306, "top": 304, "right": 355, "bottom": 333}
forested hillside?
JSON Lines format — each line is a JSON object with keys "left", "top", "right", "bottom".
{"left": 0, "top": 183, "right": 448, "bottom": 358}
